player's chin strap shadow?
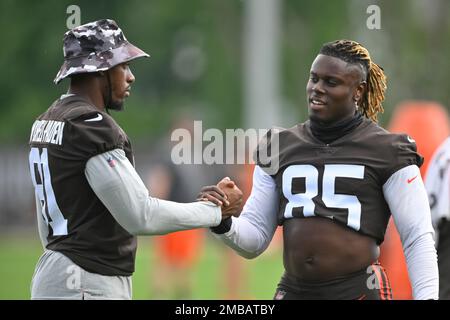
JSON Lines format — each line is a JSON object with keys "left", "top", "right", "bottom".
{"left": 105, "top": 71, "right": 113, "bottom": 115}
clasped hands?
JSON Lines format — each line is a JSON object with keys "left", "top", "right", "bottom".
{"left": 197, "top": 177, "right": 243, "bottom": 219}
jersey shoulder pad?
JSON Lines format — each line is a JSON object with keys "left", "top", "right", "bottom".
{"left": 372, "top": 124, "right": 424, "bottom": 180}
{"left": 57, "top": 97, "right": 128, "bottom": 159}
{"left": 254, "top": 126, "right": 288, "bottom": 175}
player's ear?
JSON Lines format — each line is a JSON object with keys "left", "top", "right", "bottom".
{"left": 354, "top": 81, "right": 366, "bottom": 102}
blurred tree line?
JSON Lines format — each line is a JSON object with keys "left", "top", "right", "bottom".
{"left": 1, "top": 0, "right": 449, "bottom": 144}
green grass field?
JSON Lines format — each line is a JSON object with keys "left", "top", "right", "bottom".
{"left": 0, "top": 233, "right": 284, "bottom": 300}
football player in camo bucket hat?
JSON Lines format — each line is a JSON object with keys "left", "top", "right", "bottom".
{"left": 54, "top": 19, "right": 149, "bottom": 111}
{"left": 54, "top": 19, "right": 149, "bottom": 84}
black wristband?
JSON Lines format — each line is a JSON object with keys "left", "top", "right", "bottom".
{"left": 210, "top": 217, "right": 232, "bottom": 234}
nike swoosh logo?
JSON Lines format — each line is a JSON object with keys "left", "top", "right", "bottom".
{"left": 407, "top": 136, "right": 415, "bottom": 143}
{"left": 407, "top": 175, "right": 418, "bottom": 184}
{"left": 85, "top": 113, "right": 103, "bottom": 122}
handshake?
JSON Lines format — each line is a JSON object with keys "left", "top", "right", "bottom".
{"left": 197, "top": 177, "right": 244, "bottom": 219}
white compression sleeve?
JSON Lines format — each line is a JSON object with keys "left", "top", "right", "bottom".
{"left": 383, "top": 165, "right": 439, "bottom": 300}
{"left": 85, "top": 149, "right": 221, "bottom": 235}
{"left": 214, "top": 166, "right": 279, "bottom": 259}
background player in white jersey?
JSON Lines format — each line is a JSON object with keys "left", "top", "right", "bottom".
{"left": 425, "top": 137, "right": 450, "bottom": 299}
{"left": 28, "top": 19, "right": 242, "bottom": 300}
{"left": 200, "top": 40, "right": 438, "bottom": 300}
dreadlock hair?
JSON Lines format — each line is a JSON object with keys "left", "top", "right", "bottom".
{"left": 319, "top": 40, "right": 387, "bottom": 122}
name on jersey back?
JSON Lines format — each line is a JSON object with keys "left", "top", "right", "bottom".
{"left": 29, "top": 120, "right": 65, "bottom": 145}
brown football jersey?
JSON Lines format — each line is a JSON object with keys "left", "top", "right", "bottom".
{"left": 29, "top": 94, "right": 136, "bottom": 276}
{"left": 256, "top": 117, "right": 423, "bottom": 244}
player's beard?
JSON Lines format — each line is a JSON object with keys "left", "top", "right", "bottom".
{"left": 103, "top": 71, "right": 125, "bottom": 111}
{"left": 103, "top": 86, "right": 125, "bottom": 111}
{"left": 107, "top": 98, "right": 124, "bottom": 111}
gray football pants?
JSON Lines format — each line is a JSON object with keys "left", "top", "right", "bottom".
{"left": 31, "top": 250, "right": 132, "bottom": 300}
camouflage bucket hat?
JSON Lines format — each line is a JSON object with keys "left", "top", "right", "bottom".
{"left": 54, "top": 19, "right": 149, "bottom": 84}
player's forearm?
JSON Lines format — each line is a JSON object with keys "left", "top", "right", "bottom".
{"left": 213, "top": 217, "right": 272, "bottom": 259}
{"left": 403, "top": 232, "right": 439, "bottom": 300}
{"left": 98, "top": 183, "right": 222, "bottom": 235}
{"left": 85, "top": 149, "right": 221, "bottom": 235}
{"left": 212, "top": 166, "right": 279, "bottom": 259}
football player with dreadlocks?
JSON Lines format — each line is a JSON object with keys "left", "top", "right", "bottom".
{"left": 28, "top": 19, "right": 242, "bottom": 300}
{"left": 200, "top": 40, "right": 438, "bottom": 300}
